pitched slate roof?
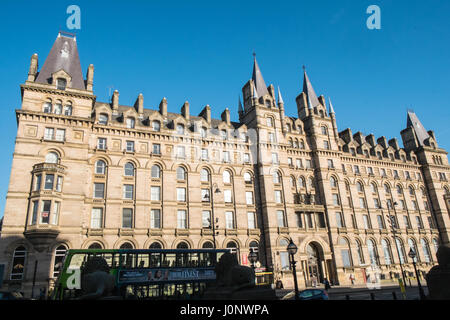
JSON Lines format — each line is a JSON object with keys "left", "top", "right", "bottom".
{"left": 35, "top": 33, "right": 85, "bottom": 90}
{"left": 302, "top": 69, "right": 320, "bottom": 108}
{"left": 407, "top": 111, "right": 430, "bottom": 146}
{"left": 252, "top": 57, "right": 269, "bottom": 97}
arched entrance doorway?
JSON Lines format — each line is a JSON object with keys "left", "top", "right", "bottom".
{"left": 306, "top": 242, "right": 325, "bottom": 286}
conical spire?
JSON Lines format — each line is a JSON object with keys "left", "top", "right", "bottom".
{"left": 35, "top": 32, "right": 85, "bottom": 90}
{"left": 407, "top": 110, "right": 430, "bottom": 146}
{"left": 277, "top": 86, "right": 284, "bottom": 105}
{"left": 302, "top": 66, "right": 320, "bottom": 109}
{"left": 328, "top": 97, "right": 335, "bottom": 114}
{"left": 238, "top": 96, "right": 244, "bottom": 114}
{"left": 252, "top": 54, "right": 269, "bottom": 97}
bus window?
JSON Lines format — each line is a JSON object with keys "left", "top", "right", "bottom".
{"left": 68, "top": 253, "right": 86, "bottom": 270}
{"left": 162, "top": 253, "right": 176, "bottom": 268}
{"left": 137, "top": 254, "right": 149, "bottom": 268}
{"left": 150, "top": 253, "right": 161, "bottom": 268}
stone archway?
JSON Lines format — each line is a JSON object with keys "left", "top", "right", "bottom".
{"left": 305, "top": 242, "right": 325, "bottom": 286}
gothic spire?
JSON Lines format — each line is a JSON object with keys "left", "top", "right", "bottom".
{"left": 277, "top": 86, "right": 284, "bottom": 105}
{"left": 328, "top": 97, "right": 335, "bottom": 114}
{"left": 407, "top": 110, "right": 430, "bottom": 146}
{"left": 302, "top": 66, "right": 320, "bottom": 109}
{"left": 252, "top": 54, "right": 269, "bottom": 97}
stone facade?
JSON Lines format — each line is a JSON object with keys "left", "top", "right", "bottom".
{"left": 0, "top": 33, "right": 449, "bottom": 297}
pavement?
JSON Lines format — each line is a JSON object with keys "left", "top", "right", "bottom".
{"left": 275, "top": 280, "right": 429, "bottom": 300}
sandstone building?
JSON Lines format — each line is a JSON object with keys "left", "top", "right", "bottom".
{"left": 0, "top": 32, "right": 449, "bottom": 296}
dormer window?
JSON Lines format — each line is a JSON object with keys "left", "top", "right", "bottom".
{"left": 152, "top": 120, "right": 161, "bottom": 132}
{"left": 99, "top": 114, "right": 108, "bottom": 125}
{"left": 220, "top": 130, "right": 227, "bottom": 140}
{"left": 56, "top": 78, "right": 67, "bottom": 90}
{"left": 126, "top": 117, "right": 135, "bottom": 129}
{"left": 350, "top": 148, "right": 356, "bottom": 156}
{"left": 200, "top": 127, "right": 207, "bottom": 138}
{"left": 176, "top": 124, "right": 185, "bottom": 135}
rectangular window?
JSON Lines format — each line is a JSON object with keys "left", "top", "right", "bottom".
{"left": 428, "top": 216, "right": 435, "bottom": 229}
{"left": 328, "top": 159, "right": 334, "bottom": 169}
{"left": 91, "top": 208, "right": 103, "bottom": 229}
{"left": 126, "top": 141, "right": 135, "bottom": 152}
{"left": 268, "top": 133, "right": 275, "bottom": 143}
{"left": 272, "top": 153, "right": 279, "bottom": 165}
{"left": 351, "top": 214, "right": 357, "bottom": 228}
{"left": 277, "top": 210, "right": 286, "bottom": 227}
{"left": 306, "top": 159, "right": 312, "bottom": 169}
{"left": 93, "top": 183, "right": 105, "bottom": 198}
{"left": 223, "top": 151, "right": 230, "bottom": 163}
{"left": 412, "top": 201, "right": 418, "bottom": 211}
{"left": 354, "top": 165, "right": 360, "bottom": 174}
{"left": 55, "top": 129, "right": 65, "bottom": 142}
{"left": 296, "top": 212, "right": 303, "bottom": 228}
{"left": 416, "top": 216, "right": 423, "bottom": 229}
{"left": 341, "top": 250, "right": 351, "bottom": 267}
{"left": 336, "top": 212, "right": 344, "bottom": 228}
{"left": 359, "top": 197, "right": 366, "bottom": 209}
{"left": 296, "top": 159, "right": 302, "bottom": 168}
{"left": 368, "top": 167, "right": 374, "bottom": 175}
{"left": 246, "top": 191, "right": 254, "bottom": 205}
{"left": 122, "top": 208, "right": 133, "bottom": 228}
{"left": 56, "top": 176, "right": 63, "bottom": 192}
{"left": 224, "top": 189, "right": 232, "bottom": 203}
{"left": 152, "top": 144, "right": 161, "bottom": 155}
{"left": 51, "top": 201, "right": 60, "bottom": 225}
{"left": 201, "top": 149, "right": 208, "bottom": 161}
{"left": 177, "top": 188, "right": 186, "bottom": 202}
{"left": 177, "top": 210, "right": 187, "bottom": 229}
{"left": 373, "top": 198, "right": 381, "bottom": 209}
{"left": 150, "top": 209, "right": 161, "bottom": 229}
{"left": 247, "top": 212, "right": 256, "bottom": 229}
{"left": 324, "top": 140, "right": 330, "bottom": 150}
{"left": 177, "top": 146, "right": 185, "bottom": 158}
{"left": 44, "top": 128, "right": 54, "bottom": 140}
{"left": 225, "top": 211, "right": 234, "bottom": 229}
{"left": 244, "top": 153, "right": 250, "bottom": 164}
{"left": 377, "top": 215, "right": 384, "bottom": 229}
{"left": 202, "top": 211, "right": 211, "bottom": 228}
{"left": 150, "top": 186, "right": 161, "bottom": 201}
{"left": 403, "top": 216, "right": 411, "bottom": 229}
{"left": 201, "top": 189, "right": 210, "bottom": 202}
{"left": 97, "top": 138, "right": 107, "bottom": 150}
{"left": 34, "top": 174, "right": 42, "bottom": 191}
{"left": 363, "top": 215, "right": 370, "bottom": 229}
{"left": 31, "top": 201, "right": 39, "bottom": 225}
{"left": 332, "top": 194, "right": 340, "bottom": 206}
{"left": 123, "top": 185, "right": 134, "bottom": 199}
{"left": 280, "top": 251, "right": 290, "bottom": 271}
{"left": 275, "top": 190, "right": 282, "bottom": 203}
{"left": 44, "top": 174, "right": 54, "bottom": 190}
{"left": 41, "top": 200, "right": 51, "bottom": 224}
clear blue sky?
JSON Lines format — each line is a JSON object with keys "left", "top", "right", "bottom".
{"left": 0, "top": 0, "right": 449, "bottom": 218}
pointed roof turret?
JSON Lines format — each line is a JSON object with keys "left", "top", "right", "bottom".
{"left": 35, "top": 32, "right": 85, "bottom": 90}
{"left": 407, "top": 110, "right": 430, "bottom": 146}
{"left": 328, "top": 97, "right": 335, "bottom": 114}
{"left": 252, "top": 54, "right": 269, "bottom": 97}
{"left": 277, "top": 86, "right": 284, "bottom": 105}
{"left": 238, "top": 96, "right": 244, "bottom": 114}
{"left": 302, "top": 66, "right": 320, "bottom": 109}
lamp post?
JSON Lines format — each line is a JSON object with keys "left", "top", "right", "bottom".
{"left": 209, "top": 183, "right": 221, "bottom": 249}
{"left": 408, "top": 248, "right": 426, "bottom": 300}
{"left": 287, "top": 239, "right": 299, "bottom": 300}
{"left": 248, "top": 251, "right": 258, "bottom": 270}
{"left": 385, "top": 201, "right": 407, "bottom": 288}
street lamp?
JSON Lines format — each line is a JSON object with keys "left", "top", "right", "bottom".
{"left": 287, "top": 239, "right": 299, "bottom": 300}
{"left": 384, "top": 201, "right": 408, "bottom": 288}
{"left": 248, "top": 251, "right": 258, "bottom": 270}
{"left": 408, "top": 248, "right": 426, "bottom": 300}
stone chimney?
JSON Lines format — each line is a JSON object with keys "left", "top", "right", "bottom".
{"left": 181, "top": 101, "right": 190, "bottom": 121}
{"left": 134, "top": 93, "right": 144, "bottom": 116}
{"left": 112, "top": 90, "right": 119, "bottom": 113}
{"left": 159, "top": 97, "right": 168, "bottom": 117}
{"left": 199, "top": 105, "right": 211, "bottom": 123}
{"left": 221, "top": 108, "right": 230, "bottom": 125}
{"left": 86, "top": 64, "right": 94, "bottom": 91}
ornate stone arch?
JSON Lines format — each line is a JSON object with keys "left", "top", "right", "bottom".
{"left": 172, "top": 238, "right": 194, "bottom": 249}
{"left": 81, "top": 239, "right": 108, "bottom": 249}
{"left": 114, "top": 238, "right": 139, "bottom": 249}
{"left": 143, "top": 237, "right": 167, "bottom": 249}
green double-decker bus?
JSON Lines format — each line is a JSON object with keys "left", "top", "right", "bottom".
{"left": 52, "top": 248, "right": 230, "bottom": 300}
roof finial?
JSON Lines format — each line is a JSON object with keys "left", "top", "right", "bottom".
{"left": 277, "top": 86, "right": 284, "bottom": 105}
{"left": 303, "top": 65, "right": 306, "bottom": 72}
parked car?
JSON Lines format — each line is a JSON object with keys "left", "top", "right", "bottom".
{"left": 298, "top": 289, "right": 329, "bottom": 300}
{"left": 0, "top": 291, "right": 24, "bottom": 300}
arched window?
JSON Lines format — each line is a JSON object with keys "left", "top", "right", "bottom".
{"left": 384, "top": 184, "right": 391, "bottom": 194}
{"left": 63, "top": 103, "right": 72, "bottom": 116}
{"left": 421, "top": 239, "right": 432, "bottom": 263}
{"left": 149, "top": 242, "right": 162, "bottom": 249}
{"left": 244, "top": 172, "right": 253, "bottom": 184}
{"left": 151, "top": 165, "right": 161, "bottom": 179}
{"left": 45, "top": 152, "right": 59, "bottom": 164}
{"left": 200, "top": 168, "right": 210, "bottom": 182}
{"left": 381, "top": 239, "right": 392, "bottom": 265}
{"left": 298, "top": 177, "right": 305, "bottom": 188}
{"left": 53, "top": 245, "right": 67, "bottom": 278}
{"left": 432, "top": 238, "right": 439, "bottom": 253}
{"left": 371, "top": 183, "right": 378, "bottom": 194}
{"left": 330, "top": 177, "right": 338, "bottom": 188}
{"left": 10, "top": 246, "right": 26, "bottom": 280}
{"left": 124, "top": 162, "right": 135, "bottom": 176}
{"left": 266, "top": 117, "right": 273, "bottom": 127}
{"left": 177, "top": 242, "right": 189, "bottom": 249}
{"left": 367, "top": 239, "right": 379, "bottom": 266}
{"left": 226, "top": 241, "right": 239, "bottom": 257}
{"left": 290, "top": 176, "right": 296, "bottom": 188}
{"left": 54, "top": 101, "right": 63, "bottom": 114}
{"left": 395, "top": 238, "right": 406, "bottom": 264}
{"left": 397, "top": 185, "right": 403, "bottom": 195}
{"left": 223, "top": 170, "right": 231, "bottom": 184}
{"left": 95, "top": 160, "right": 106, "bottom": 174}
{"left": 120, "top": 242, "right": 134, "bottom": 249}
{"left": 202, "top": 241, "right": 214, "bottom": 249}
{"left": 321, "top": 126, "right": 328, "bottom": 135}
{"left": 43, "top": 99, "right": 52, "bottom": 113}
{"left": 299, "top": 140, "right": 305, "bottom": 149}
{"left": 356, "top": 182, "right": 364, "bottom": 193}
{"left": 356, "top": 240, "right": 365, "bottom": 265}
{"left": 273, "top": 172, "right": 281, "bottom": 184}
{"left": 88, "top": 242, "right": 102, "bottom": 249}
{"left": 408, "top": 238, "right": 419, "bottom": 262}
{"left": 293, "top": 139, "right": 299, "bottom": 148}
{"left": 339, "top": 238, "right": 352, "bottom": 267}
{"left": 249, "top": 241, "right": 259, "bottom": 260}
{"left": 177, "top": 167, "right": 187, "bottom": 180}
